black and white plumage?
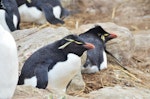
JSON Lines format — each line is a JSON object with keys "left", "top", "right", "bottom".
{"left": 0, "top": 25, "right": 18, "bottom": 98}
{"left": 18, "top": 34, "right": 95, "bottom": 92}
{"left": 80, "top": 25, "right": 117, "bottom": 73}
{"left": 0, "top": 0, "right": 20, "bottom": 32}
{"left": 16, "top": 0, "right": 69, "bottom": 24}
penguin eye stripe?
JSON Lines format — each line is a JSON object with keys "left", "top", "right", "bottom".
{"left": 27, "top": 0, "right": 32, "bottom": 3}
{"left": 59, "top": 38, "right": 83, "bottom": 49}
{"left": 65, "top": 39, "right": 83, "bottom": 44}
{"left": 104, "top": 34, "right": 109, "bottom": 36}
{"left": 65, "top": 38, "right": 75, "bottom": 42}
{"left": 58, "top": 42, "right": 71, "bottom": 49}
{"left": 74, "top": 41, "right": 83, "bottom": 44}
{"left": 101, "top": 35, "right": 105, "bottom": 41}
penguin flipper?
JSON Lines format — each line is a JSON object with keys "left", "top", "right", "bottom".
{"left": 40, "top": 4, "right": 64, "bottom": 24}
{"left": 35, "top": 65, "right": 48, "bottom": 89}
{"left": 5, "top": 13, "right": 17, "bottom": 31}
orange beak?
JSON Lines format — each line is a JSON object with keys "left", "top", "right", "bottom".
{"left": 83, "top": 43, "right": 95, "bottom": 49}
{"left": 109, "top": 33, "right": 117, "bottom": 38}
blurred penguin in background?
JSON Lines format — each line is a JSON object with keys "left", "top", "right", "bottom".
{"left": 16, "top": 0, "right": 69, "bottom": 25}
{"left": 0, "top": 0, "right": 20, "bottom": 32}
{"left": 0, "top": 25, "right": 18, "bottom": 99}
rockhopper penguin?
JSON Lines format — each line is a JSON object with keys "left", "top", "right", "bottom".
{"left": 80, "top": 25, "right": 117, "bottom": 73}
{"left": 18, "top": 34, "right": 95, "bottom": 92}
{"left": 0, "top": 25, "right": 18, "bottom": 98}
{"left": 0, "top": 0, "right": 20, "bottom": 32}
{"left": 16, "top": 0, "right": 69, "bottom": 24}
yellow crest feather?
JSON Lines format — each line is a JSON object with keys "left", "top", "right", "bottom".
{"left": 58, "top": 38, "right": 83, "bottom": 49}
{"left": 101, "top": 35, "right": 105, "bottom": 41}
{"left": 27, "top": 0, "right": 32, "bottom": 3}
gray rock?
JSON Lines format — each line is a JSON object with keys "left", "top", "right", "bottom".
{"left": 13, "top": 86, "right": 87, "bottom": 99}
{"left": 132, "top": 30, "right": 150, "bottom": 67}
{"left": 89, "top": 86, "right": 150, "bottom": 99}
{"left": 66, "top": 71, "right": 85, "bottom": 94}
{"left": 13, "top": 85, "right": 150, "bottom": 99}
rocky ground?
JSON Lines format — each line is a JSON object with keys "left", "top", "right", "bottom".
{"left": 11, "top": 0, "right": 150, "bottom": 99}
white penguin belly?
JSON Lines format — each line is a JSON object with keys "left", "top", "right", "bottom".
{"left": 19, "top": 4, "right": 47, "bottom": 24}
{"left": 47, "top": 53, "right": 81, "bottom": 92}
{"left": 24, "top": 76, "right": 37, "bottom": 87}
{"left": 0, "top": 25, "right": 18, "bottom": 98}
{"left": 0, "top": 10, "right": 11, "bottom": 32}
{"left": 100, "top": 51, "right": 107, "bottom": 70}
{"left": 53, "top": 6, "right": 61, "bottom": 19}
{"left": 13, "top": 14, "right": 18, "bottom": 28}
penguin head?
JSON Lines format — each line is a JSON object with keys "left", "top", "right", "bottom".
{"left": 95, "top": 25, "right": 117, "bottom": 43}
{"left": 58, "top": 34, "right": 95, "bottom": 56}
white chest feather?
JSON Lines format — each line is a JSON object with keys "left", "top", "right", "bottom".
{"left": 18, "top": 4, "right": 46, "bottom": 24}
{"left": 13, "top": 14, "right": 18, "bottom": 28}
{"left": 0, "top": 25, "right": 18, "bottom": 98}
{"left": 0, "top": 10, "right": 10, "bottom": 32}
{"left": 24, "top": 76, "right": 37, "bottom": 87}
{"left": 53, "top": 6, "right": 61, "bottom": 19}
{"left": 100, "top": 51, "right": 107, "bottom": 70}
{"left": 47, "top": 53, "right": 81, "bottom": 92}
